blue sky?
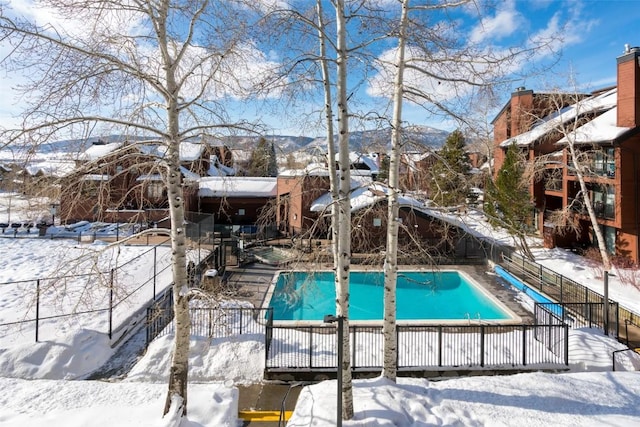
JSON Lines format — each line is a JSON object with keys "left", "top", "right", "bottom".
{"left": 1, "top": 0, "right": 640, "bottom": 139}
{"left": 250, "top": 1, "right": 640, "bottom": 136}
{"left": 511, "top": 0, "right": 638, "bottom": 90}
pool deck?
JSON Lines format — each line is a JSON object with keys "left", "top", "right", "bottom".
{"left": 224, "top": 262, "right": 535, "bottom": 324}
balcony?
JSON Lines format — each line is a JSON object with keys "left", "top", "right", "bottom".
{"left": 544, "top": 178, "right": 563, "bottom": 192}
{"left": 568, "top": 198, "right": 615, "bottom": 221}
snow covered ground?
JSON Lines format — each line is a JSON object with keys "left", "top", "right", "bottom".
{"left": 1, "top": 192, "right": 640, "bottom": 426}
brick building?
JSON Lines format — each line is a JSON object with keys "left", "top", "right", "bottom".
{"left": 492, "top": 46, "right": 640, "bottom": 262}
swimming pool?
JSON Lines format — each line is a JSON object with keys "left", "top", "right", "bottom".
{"left": 267, "top": 270, "right": 517, "bottom": 322}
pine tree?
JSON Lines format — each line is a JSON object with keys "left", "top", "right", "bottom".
{"left": 377, "top": 154, "right": 390, "bottom": 182}
{"left": 431, "top": 129, "right": 471, "bottom": 206}
{"left": 247, "top": 138, "right": 278, "bottom": 177}
{"left": 485, "top": 142, "right": 532, "bottom": 233}
{"left": 267, "top": 142, "right": 278, "bottom": 176}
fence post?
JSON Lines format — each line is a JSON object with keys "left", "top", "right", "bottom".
{"left": 559, "top": 276, "right": 563, "bottom": 303}
{"left": 207, "top": 308, "right": 212, "bottom": 337}
{"left": 604, "top": 271, "right": 609, "bottom": 336}
{"left": 145, "top": 306, "right": 151, "bottom": 345}
{"left": 109, "top": 269, "right": 114, "bottom": 340}
{"left": 480, "top": 325, "right": 485, "bottom": 367}
{"left": 395, "top": 326, "right": 400, "bottom": 371}
{"left": 522, "top": 326, "right": 527, "bottom": 366}
{"left": 539, "top": 264, "right": 543, "bottom": 289}
{"left": 437, "top": 325, "right": 443, "bottom": 367}
{"left": 308, "top": 326, "right": 314, "bottom": 369}
{"left": 153, "top": 246, "right": 157, "bottom": 299}
{"left": 35, "top": 279, "right": 40, "bottom": 342}
{"left": 564, "top": 325, "right": 569, "bottom": 365}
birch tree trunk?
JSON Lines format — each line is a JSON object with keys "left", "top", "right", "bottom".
{"left": 162, "top": 52, "right": 191, "bottom": 414}
{"left": 382, "top": 0, "right": 410, "bottom": 382}
{"left": 566, "top": 142, "right": 612, "bottom": 271}
{"left": 334, "top": 0, "right": 354, "bottom": 419}
{"left": 316, "top": 0, "right": 340, "bottom": 269}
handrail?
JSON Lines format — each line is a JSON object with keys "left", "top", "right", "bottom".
{"left": 501, "top": 253, "right": 640, "bottom": 343}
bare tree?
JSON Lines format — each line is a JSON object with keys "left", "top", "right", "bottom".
{"left": 374, "top": 0, "right": 567, "bottom": 379}
{"left": 531, "top": 87, "right": 613, "bottom": 271}
{"left": 0, "top": 0, "right": 270, "bottom": 417}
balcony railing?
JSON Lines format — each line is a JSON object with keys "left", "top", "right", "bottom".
{"left": 544, "top": 178, "right": 563, "bottom": 192}
{"left": 568, "top": 198, "right": 615, "bottom": 221}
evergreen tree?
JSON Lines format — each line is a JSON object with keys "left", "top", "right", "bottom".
{"left": 267, "top": 142, "right": 278, "bottom": 176}
{"left": 485, "top": 142, "right": 532, "bottom": 233}
{"left": 247, "top": 138, "right": 278, "bottom": 177}
{"left": 431, "top": 129, "right": 471, "bottom": 206}
{"left": 377, "top": 154, "right": 390, "bottom": 182}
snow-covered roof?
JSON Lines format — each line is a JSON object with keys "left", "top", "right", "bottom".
{"left": 499, "top": 88, "right": 618, "bottom": 148}
{"left": 79, "top": 140, "right": 207, "bottom": 163}
{"left": 180, "top": 166, "right": 201, "bottom": 182}
{"left": 310, "top": 182, "right": 424, "bottom": 213}
{"left": 136, "top": 174, "right": 162, "bottom": 182}
{"left": 80, "top": 142, "right": 124, "bottom": 161}
{"left": 402, "top": 152, "right": 432, "bottom": 172}
{"left": 24, "top": 161, "right": 76, "bottom": 177}
{"left": 199, "top": 177, "right": 278, "bottom": 198}
{"left": 180, "top": 141, "right": 205, "bottom": 162}
{"left": 556, "top": 107, "right": 631, "bottom": 144}
{"left": 81, "top": 174, "right": 110, "bottom": 181}
{"left": 279, "top": 163, "right": 330, "bottom": 177}
{"left": 208, "top": 155, "right": 234, "bottom": 177}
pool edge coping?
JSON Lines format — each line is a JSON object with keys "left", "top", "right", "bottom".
{"left": 262, "top": 267, "right": 524, "bottom": 326}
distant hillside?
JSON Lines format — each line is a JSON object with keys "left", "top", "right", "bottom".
{"left": 0, "top": 135, "right": 153, "bottom": 163}
{"left": 300, "top": 125, "right": 449, "bottom": 154}
{"left": 221, "top": 126, "right": 449, "bottom": 154}
{"left": 0, "top": 127, "right": 449, "bottom": 164}
{"left": 219, "top": 135, "right": 315, "bottom": 154}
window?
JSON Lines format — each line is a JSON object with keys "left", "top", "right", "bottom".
{"left": 238, "top": 209, "right": 245, "bottom": 216}
{"left": 147, "top": 182, "right": 163, "bottom": 199}
{"left": 597, "top": 225, "right": 617, "bottom": 255}
{"left": 592, "top": 185, "right": 615, "bottom": 220}
{"left": 592, "top": 148, "right": 615, "bottom": 178}
{"left": 373, "top": 218, "right": 381, "bottom": 227}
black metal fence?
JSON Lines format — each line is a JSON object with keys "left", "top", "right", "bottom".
{"left": 0, "top": 243, "right": 173, "bottom": 343}
{"left": 147, "top": 306, "right": 272, "bottom": 344}
{"left": 264, "top": 323, "right": 569, "bottom": 372}
{"left": 535, "top": 302, "right": 619, "bottom": 335}
{"left": 502, "top": 253, "right": 634, "bottom": 338}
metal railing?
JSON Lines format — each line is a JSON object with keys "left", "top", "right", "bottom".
{"left": 0, "top": 243, "right": 173, "bottom": 343}
{"left": 265, "top": 323, "right": 569, "bottom": 371}
{"left": 147, "top": 306, "right": 272, "bottom": 344}
{"left": 502, "top": 253, "right": 638, "bottom": 339}
{"left": 535, "top": 302, "right": 618, "bottom": 335}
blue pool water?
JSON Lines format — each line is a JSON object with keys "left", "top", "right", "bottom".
{"left": 269, "top": 271, "right": 513, "bottom": 321}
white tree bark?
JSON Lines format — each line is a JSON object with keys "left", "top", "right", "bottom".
{"left": 382, "top": 0, "right": 410, "bottom": 382}
{"left": 565, "top": 142, "right": 612, "bottom": 271}
{"left": 162, "top": 40, "right": 191, "bottom": 414}
{"left": 334, "top": 0, "right": 354, "bottom": 419}
{"left": 316, "top": 0, "right": 339, "bottom": 270}
{"left": 0, "top": 1, "right": 258, "bottom": 417}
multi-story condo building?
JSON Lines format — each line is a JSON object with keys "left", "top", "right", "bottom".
{"left": 493, "top": 46, "right": 640, "bottom": 263}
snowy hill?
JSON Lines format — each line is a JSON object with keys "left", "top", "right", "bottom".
{"left": 0, "top": 126, "right": 448, "bottom": 165}
{"left": 302, "top": 125, "right": 449, "bottom": 154}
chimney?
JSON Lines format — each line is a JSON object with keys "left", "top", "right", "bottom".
{"left": 510, "top": 87, "right": 534, "bottom": 137}
{"left": 617, "top": 45, "right": 640, "bottom": 127}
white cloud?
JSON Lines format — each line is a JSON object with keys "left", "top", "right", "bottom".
{"left": 526, "top": 4, "right": 598, "bottom": 62}
{"left": 469, "top": 1, "right": 523, "bottom": 44}
{"left": 9, "top": 0, "right": 145, "bottom": 40}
